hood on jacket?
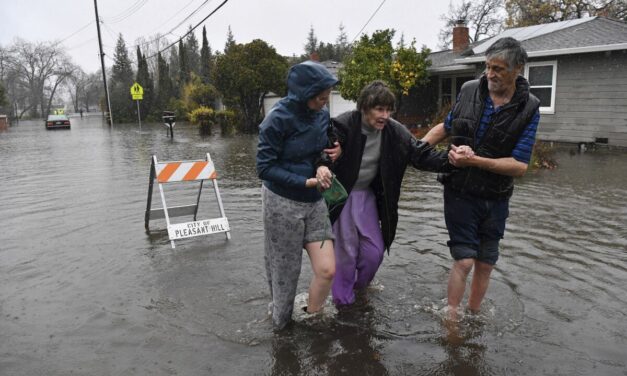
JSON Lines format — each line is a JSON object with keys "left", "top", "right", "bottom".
{"left": 286, "top": 61, "right": 338, "bottom": 104}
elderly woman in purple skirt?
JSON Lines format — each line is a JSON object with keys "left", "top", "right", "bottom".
{"left": 329, "top": 80, "right": 451, "bottom": 306}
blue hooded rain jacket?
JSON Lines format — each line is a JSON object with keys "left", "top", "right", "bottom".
{"left": 257, "top": 61, "right": 339, "bottom": 202}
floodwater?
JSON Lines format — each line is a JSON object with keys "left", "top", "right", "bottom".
{"left": 1, "top": 116, "right": 626, "bottom": 376}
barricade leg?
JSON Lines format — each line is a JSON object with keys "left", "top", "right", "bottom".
{"left": 212, "top": 179, "right": 231, "bottom": 240}
{"left": 158, "top": 182, "right": 176, "bottom": 248}
{"left": 145, "top": 157, "right": 156, "bottom": 230}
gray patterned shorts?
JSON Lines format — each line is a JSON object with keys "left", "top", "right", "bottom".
{"left": 261, "top": 185, "right": 334, "bottom": 329}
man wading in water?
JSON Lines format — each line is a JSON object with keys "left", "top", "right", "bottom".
{"left": 422, "top": 37, "right": 541, "bottom": 327}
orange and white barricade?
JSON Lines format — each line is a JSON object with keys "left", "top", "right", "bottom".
{"left": 145, "top": 153, "right": 230, "bottom": 248}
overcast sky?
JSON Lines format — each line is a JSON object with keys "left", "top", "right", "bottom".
{"left": 0, "top": 0, "right": 453, "bottom": 73}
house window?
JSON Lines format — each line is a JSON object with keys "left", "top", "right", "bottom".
{"left": 440, "top": 75, "right": 475, "bottom": 109}
{"left": 525, "top": 61, "right": 557, "bottom": 114}
{"left": 455, "top": 76, "right": 475, "bottom": 98}
{"left": 441, "top": 77, "right": 452, "bottom": 107}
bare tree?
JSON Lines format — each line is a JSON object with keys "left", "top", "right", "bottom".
{"left": 7, "top": 39, "right": 74, "bottom": 117}
{"left": 82, "top": 72, "right": 103, "bottom": 112}
{"left": 43, "top": 60, "right": 75, "bottom": 116}
{"left": 506, "top": 0, "right": 626, "bottom": 27}
{"left": 439, "top": 0, "right": 506, "bottom": 49}
{"left": 65, "top": 66, "right": 88, "bottom": 112}
{"left": 63, "top": 68, "right": 102, "bottom": 113}
{"left": 597, "top": 0, "right": 627, "bottom": 20}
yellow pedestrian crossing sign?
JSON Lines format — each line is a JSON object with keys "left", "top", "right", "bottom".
{"left": 131, "top": 82, "right": 144, "bottom": 100}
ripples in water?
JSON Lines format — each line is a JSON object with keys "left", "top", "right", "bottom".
{"left": 1, "top": 119, "right": 626, "bottom": 375}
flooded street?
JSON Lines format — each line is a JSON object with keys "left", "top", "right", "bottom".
{"left": 1, "top": 116, "right": 626, "bottom": 375}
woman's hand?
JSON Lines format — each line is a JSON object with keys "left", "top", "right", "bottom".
{"left": 305, "top": 166, "right": 333, "bottom": 189}
{"left": 324, "top": 142, "right": 342, "bottom": 162}
{"left": 316, "top": 166, "right": 332, "bottom": 190}
{"left": 305, "top": 177, "right": 319, "bottom": 188}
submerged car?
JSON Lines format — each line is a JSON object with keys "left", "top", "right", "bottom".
{"left": 46, "top": 114, "right": 71, "bottom": 130}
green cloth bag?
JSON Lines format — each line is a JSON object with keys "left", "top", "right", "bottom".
{"left": 318, "top": 174, "right": 347, "bottom": 248}
{"left": 319, "top": 174, "right": 348, "bottom": 209}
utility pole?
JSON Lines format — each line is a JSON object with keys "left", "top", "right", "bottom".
{"left": 93, "top": 0, "right": 113, "bottom": 127}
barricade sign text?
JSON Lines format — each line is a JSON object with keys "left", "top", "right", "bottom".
{"left": 145, "top": 153, "right": 231, "bottom": 248}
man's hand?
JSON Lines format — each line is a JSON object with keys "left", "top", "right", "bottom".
{"left": 448, "top": 144, "right": 475, "bottom": 167}
{"left": 324, "top": 142, "right": 342, "bottom": 162}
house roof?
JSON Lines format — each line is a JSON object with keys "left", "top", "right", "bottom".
{"left": 321, "top": 60, "right": 342, "bottom": 77}
{"left": 471, "top": 17, "right": 593, "bottom": 55}
{"left": 429, "top": 17, "right": 627, "bottom": 69}
{"left": 427, "top": 49, "right": 476, "bottom": 73}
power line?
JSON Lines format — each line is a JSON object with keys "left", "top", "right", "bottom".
{"left": 145, "top": 0, "right": 229, "bottom": 61}
{"left": 55, "top": 21, "right": 95, "bottom": 45}
{"left": 66, "top": 37, "right": 98, "bottom": 51}
{"left": 351, "top": 0, "right": 388, "bottom": 43}
{"left": 105, "top": 0, "right": 149, "bottom": 24}
{"left": 144, "top": 0, "right": 197, "bottom": 36}
{"left": 165, "top": 0, "right": 213, "bottom": 37}
{"left": 134, "top": 0, "right": 213, "bottom": 52}
{"left": 101, "top": 21, "right": 120, "bottom": 44}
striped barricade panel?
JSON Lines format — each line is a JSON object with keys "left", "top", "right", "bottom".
{"left": 156, "top": 160, "right": 217, "bottom": 183}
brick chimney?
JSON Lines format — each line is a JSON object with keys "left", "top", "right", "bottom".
{"left": 452, "top": 19, "right": 469, "bottom": 53}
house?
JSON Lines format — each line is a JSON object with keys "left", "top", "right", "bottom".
{"left": 0, "top": 115, "right": 8, "bottom": 130}
{"left": 411, "top": 17, "right": 627, "bottom": 147}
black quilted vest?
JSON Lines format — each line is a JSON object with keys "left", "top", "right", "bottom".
{"left": 438, "top": 75, "right": 540, "bottom": 199}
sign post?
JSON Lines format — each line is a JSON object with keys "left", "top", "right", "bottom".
{"left": 130, "top": 82, "right": 144, "bottom": 131}
{"left": 145, "top": 153, "right": 231, "bottom": 248}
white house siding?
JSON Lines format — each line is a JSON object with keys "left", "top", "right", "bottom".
{"left": 536, "top": 50, "right": 627, "bottom": 147}
{"left": 329, "top": 91, "right": 356, "bottom": 117}
{"left": 262, "top": 94, "right": 281, "bottom": 117}
{"left": 262, "top": 91, "right": 356, "bottom": 119}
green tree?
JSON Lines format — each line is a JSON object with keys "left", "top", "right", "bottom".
{"left": 224, "top": 26, "right": 236, "bottom": 52}
{"left": 135, "top": 46, "right": 155, "bottom": 120}
{"left": 168, "top": 46, "right": 180, "bottom": 93}
{"left": 181, "top": 73, "right": 219, "bottom": 114}
{"left": 0, "top": 82, "right": 7, "bottom": 107}
{"left": 200, "top": 26, "right": 214, "bottom": 84}
{"left": 304, "top": 25, "right": 319, "bottom": 57}
{"left": 185, "top": 26, "right": 200, "bottom": 75}
{"left": 300, "top": 24, "right": 352, "bottom": 62}
{"left": 109, "top": 34, "right": 135, "bottom": 122}
{"left": 215, "top": 39, "right": 288, "bottom": 133}
{"left": 335, "top": 23, "right": 352, "bottom": 62}
{"left": 178, "top": 39, "right": 190, "bottom": 86}
{"left": 338, "top": 29, "right": 431, "bottom": 112}
{"left": 317, "top": 41, "right": 336, "bottom": 61}
{"left": 156, "top": 51, "right": 174, "bottom": 114}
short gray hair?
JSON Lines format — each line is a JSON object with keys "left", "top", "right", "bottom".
{"left": 356, "top": 80, "right": 396, "bottom": 112}
{"left": 485, "top": 37, "right": 528, "bottom": 71}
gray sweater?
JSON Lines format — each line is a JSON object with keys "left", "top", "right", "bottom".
{"left": 353, "top": 121, "right": 381, "bottom": 190}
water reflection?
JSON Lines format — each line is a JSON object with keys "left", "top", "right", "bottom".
{"left": 270, "top": 297, "right": 387, "bottom": 375}
{"left": 0, "top": 119, "right": 626, "bottom": 375}
{"left": 439, "top": 316, "right": 489, "bottom": 376}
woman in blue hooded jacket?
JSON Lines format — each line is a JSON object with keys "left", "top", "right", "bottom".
{"left": 257, "top": 61, "right": 339, "bottom": 330}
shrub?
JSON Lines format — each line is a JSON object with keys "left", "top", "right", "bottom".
{"left": 530, "top": 141, "right": 558, "bottom": 170}
{"left": 215, "top": 109, "right": 238, "bottom": 135}
{"left": 189, "top": 106, "right": 215, "bottom": 134}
